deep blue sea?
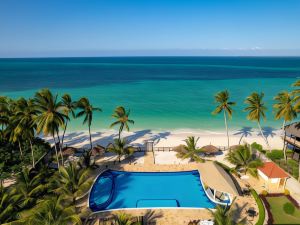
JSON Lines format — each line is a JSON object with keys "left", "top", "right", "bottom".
{"left": 0, "top": 57, "right": 299, "bottom": 131}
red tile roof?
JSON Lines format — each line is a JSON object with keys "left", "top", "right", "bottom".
{"left": 258, "top": 162, "right": 289, "bottom": 179}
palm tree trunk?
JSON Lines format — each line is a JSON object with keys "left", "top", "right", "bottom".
{"left": 18, "top": 141, "right": 23, "bottom": 158}
{"left": 29, "top": 139, "right": 35, "bottom": 168}
{"left": 258, "top": 122, "right": 271, "bottom": 151}
{"left": 88, "top": 125, "right": 92, "bottom": 150}
{"left": 56, "top": 130, "right": 64, "bottom": 165}
{"left": 224, "top": 110, "right": 230, "bottom": 150}
{"left": 282, "top": 120, "right": 286, "bottom": 131}
{"left": 53, "top": 134, "right": 60, "bottom": 168}
{"left": 118, "top": 125, "right": 123, "bottom": 141}
{"left": 61, "top": 120, "right": 68, "bottom": 150}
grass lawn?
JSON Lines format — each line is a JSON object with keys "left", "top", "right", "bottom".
{"left": 266, "top": 196, "right": 300, "bottom": 224}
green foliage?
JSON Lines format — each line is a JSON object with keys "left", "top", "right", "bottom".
{"left": 226, "top": 144, "right": 263, "bottom": 178}
{"left": 107, "top": 138, "right": 135, "bottom": 162}
{"left": 283, "top": 202, "right": 295, "bottom": 215}
{"left": 175, "top": 136, "right": 204, "bottom": 163}
{"left": 110, "top": 106, "right": 134, "bottom": 141}
{"left": 266, "top": 150, "right": 284, "bottom": 161}
{"left": 54, "top": 162, "right": 93, "bottom": 207}
{"left": 250, "top": 189, "right": 265, "bottom": 225}
{"left": 0, "top": 138, "right": 50, "bottom": 179}
{"left": 114, "top": 213, "right": 142, "bottom": 225}
{"left": 251, "top": 142, "right": 263, "bottom": 152}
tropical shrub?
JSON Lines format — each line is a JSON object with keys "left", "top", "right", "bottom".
{"left": 251, "top": 142, "right": 263, "bottom": 152}
{"left": 225, "top": 144, "right": 263, "bottom": 177}
{"left": 266, "top": 150, "right": 284, "bottom": 161}
{"left": 283, "top": 202, "right": 295, "bottom": 215}
{"left": 0, "top": 138, "right": 50, "bottom": 179}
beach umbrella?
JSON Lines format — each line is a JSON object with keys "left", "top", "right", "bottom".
{"left": 201, "top": 145, "right": 219, "bottom": 155}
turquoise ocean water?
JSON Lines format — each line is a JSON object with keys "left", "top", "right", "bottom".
{"left": 0, "top": 57, "right": 299, "bottom": 131}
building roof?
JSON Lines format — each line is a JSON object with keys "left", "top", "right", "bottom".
{"left": 258, "top": 162, "right": 289, "bottom": 179}
{"left": 285, "top": 122, "right": 300, "bottom": 137}
{"left": 198, "top": 161, "right": 240, "bottom": 196}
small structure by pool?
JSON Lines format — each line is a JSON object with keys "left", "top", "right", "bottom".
{"left": 89, "top": 170, "right": 220, "bottom": 212}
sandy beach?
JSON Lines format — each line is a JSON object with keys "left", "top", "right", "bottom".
{"left": 43, "top": 128, "right": 284, "bottom": 150}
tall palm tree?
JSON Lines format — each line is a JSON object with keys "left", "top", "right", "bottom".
{"left": 34, "top": 89, "right": 66, "bottom": 167}
{"left": 24, "top": 196, "right": 82, "bottom": 225}
{"left": 107, "top": 138, "right": 135, "bottom": 162}
{"left": 12, "top": 98, "right": 38, "bottom": 167}
{"left": 291, "top": 80, "right": 300, "bottom": 108}
{"left": 225, "top": 144, "right": 263, "bottom": 178}
{"left": 244, "top": 92, "right": 270, "bottom": 150}
{"left": 61, "top": 94, "right": 77, "bottom": 149}
{"left": 273, "top": 91, "right": 297, "bottom": 130}
{"left": 76, "top": 97, "right": 101, "bottom": 150}
{"left": 110, "top": 106, "right": 134, "bottom": 141}
{"left": 55, "top": 162, "right": 92, "bottom": 209}
{"left": 176, "top": 136, "right": 204, "bottom": 162}
{"left": 212, "top": 90, "right": 236, "bottom": 149}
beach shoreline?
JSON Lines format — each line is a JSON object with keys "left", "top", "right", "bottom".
{"left": 43, "top": 128, "right": 284, "bottom": 150}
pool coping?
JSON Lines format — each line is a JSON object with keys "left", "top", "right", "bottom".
{"left": 88, "top": 169, "right": 226, "bottom": 213}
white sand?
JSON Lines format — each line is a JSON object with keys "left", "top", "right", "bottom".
{"left": 43, "top": 128, "right": 284, "bottom": 150}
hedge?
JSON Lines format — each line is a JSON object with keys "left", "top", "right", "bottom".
{"left": 251, "top": 189, "right": 266, "bottom": 225}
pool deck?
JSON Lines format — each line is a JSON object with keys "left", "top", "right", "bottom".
{"left": 86, "top": 152, "right": 259, "bottom": 224}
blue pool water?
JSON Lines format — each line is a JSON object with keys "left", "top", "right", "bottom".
{"left": 89, "top": 170, "right": 215, "bottom": 211}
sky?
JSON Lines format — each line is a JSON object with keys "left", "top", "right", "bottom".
{"left": 0, "top": 0, "right": 300, "bottom": 57}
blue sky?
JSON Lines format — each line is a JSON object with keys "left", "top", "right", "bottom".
{"left": 0, "top": 0, "right": 300, "bottom": 57}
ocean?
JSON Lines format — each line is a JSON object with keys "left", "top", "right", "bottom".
{"left": 0, "top": 57, "right": 299, "bottom": 132}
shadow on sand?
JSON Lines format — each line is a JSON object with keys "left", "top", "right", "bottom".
{"left": 233, "top": 127, "right": 253, "bottom": 145}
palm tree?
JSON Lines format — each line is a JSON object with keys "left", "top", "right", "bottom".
{"left": 291, "top": 80, "right": 300, "bottom": 108}
{"left": 12, "top": 98, "right": 38, "bottom": 167}
{"left": 110, "top": 106, "right": 134, "bottom": 141}
{"left": 208, "top": 201, "right": 246, "bottom": 225}
{"left": 244, "top": 92, "right": 270, "bottom": 150}
{"left": 11, "top": 168, "right": 47, "bottom": 210}
{"left": 114, "top": 213, "right": 142, "bottom": 225}
{"left": 225, "top": 144, "right": 263, "bottom": 178}
{"left": 212, "top": 90, "right": 236, "bottom": 149}
{"left": 34, "top": 89, "right": 66, "bottom": 167}
{"left": 76, "top": 97, "right": 101, "bottom": 150}
{"left": 273, "top": 91, "right": 297, "bottom": 130}
{"left": 0, "top": 96, "right": 10, "bottom": 140}
{"left": 107, "top": 138, "right": 135, "bottom": 162}
{"left": 175, "top": 136, "right": 204, "bottom": 162}
{"left": 0, "top": 182, "right": 18, "bottom": 224}
{"left": 61, "top": 94, "right": 77, "bottom": 149}
{"left": 55, "top": 162, "right": 92, "bottom": 209}
{"left": 24, "top": 196, "right": 82, "bottom": 225}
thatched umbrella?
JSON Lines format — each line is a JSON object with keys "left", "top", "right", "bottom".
{"left": 201, "top": 145, "right": 219, "bottom": 155}
{"left": 229, "top": 145, "right": 242, "bottom": 151}
{"left": 62, "top": 147, "right": 77, "bottom": 157}
{"left": 90, "top": 145, "right": 106, "bottom": 157}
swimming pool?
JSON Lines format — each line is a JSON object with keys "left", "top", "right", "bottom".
{"left": 89, "top": 170, "right": 215, "bottom": 211}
